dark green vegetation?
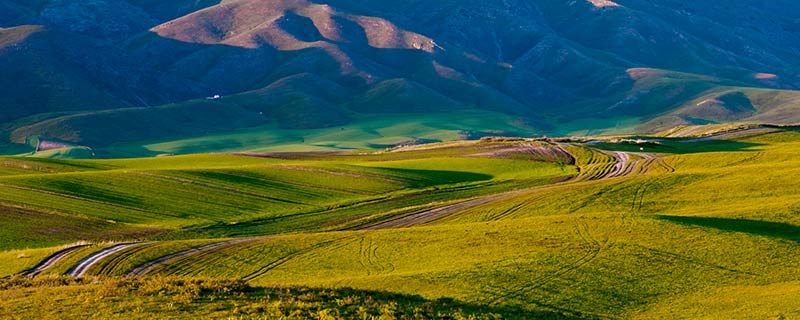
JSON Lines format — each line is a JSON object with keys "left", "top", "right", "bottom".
{"left": 1, "top": 127, "right": 800, "bottom": 318}
{"left": 2, "top": 0, "right": 800, "bottom": 156}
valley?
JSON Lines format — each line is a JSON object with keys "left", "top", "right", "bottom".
{"left": 1, "top": 0, "right": 799, "bottom": 318}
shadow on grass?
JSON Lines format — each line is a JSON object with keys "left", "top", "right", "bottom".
{"left": 656, "top": 215, "right": 800, "bottom": 243}
{"left": 371, "top": 167, "right": 494, "bottom": 188}
{"left": 244, "top": 286, "right": 583, "bottom": 320}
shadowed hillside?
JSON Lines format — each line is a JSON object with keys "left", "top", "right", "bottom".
{"left": 1, "top": 0, "right": 799, "bottom": 155}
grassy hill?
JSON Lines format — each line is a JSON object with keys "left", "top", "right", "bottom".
{"left": 0, "top": 126, "right": 799, "bottom": 318}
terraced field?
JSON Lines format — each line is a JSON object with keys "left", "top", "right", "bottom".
{"left": 2, "top": 129, "right": 800, "bottom": 318}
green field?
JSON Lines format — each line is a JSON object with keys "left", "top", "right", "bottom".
{"left": 14, "top": 110, "right": 536, "bottom": 158}
{"left": 1, "top": 128, "right": 800, "bottom": 318}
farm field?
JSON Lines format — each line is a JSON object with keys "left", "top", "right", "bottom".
{"left": 1, "top": 127, "right": 799, "bottom": 318}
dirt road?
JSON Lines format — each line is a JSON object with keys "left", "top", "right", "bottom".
{"left": 361, "top": 148, "right": 664, "bottom": 229}
{"left": 601, "top": 151, "right": 630, "bottom": 179}
{"left": 127, "top": 239, "right": 254, "bottom": 276}
{"left": 22, "top": 244, "right": 88, "bottom": 278}
{"left": 359, "top": 194, "right": 512, "bottom": 230}
{"left": 67, "top": 243, "right": 145, "bottom": 277}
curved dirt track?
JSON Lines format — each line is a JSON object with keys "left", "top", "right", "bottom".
{"left": 361, "top": 147, "right": 667, "bottom": 230}
{"left": 22, "top": 244, "right": 88, "bottom": 278}
{"left": 121, "top": 144, "right": 672, "bottom": 278}
{"left": 127, "top": 239, "right": 255, "bottom": 277}
{"left": 359, "top": 193, "right": 514, "bottom": 230}
{"left": 601, "top": 151, "right": 631, "bottom": 179}
{"left": 67, "top": 243, "right": 145, "bottom": 277}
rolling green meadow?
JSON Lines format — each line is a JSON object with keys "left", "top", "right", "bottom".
{"left": 3, "top": 0, "right": 800, "bottom": 318}
{"left": 1, "top": 127, "right": 799, "bottom": 319}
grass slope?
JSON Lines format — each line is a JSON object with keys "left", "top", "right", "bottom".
{"left": 1, "top": 128, "right": 800, "bottom": 318}
{"left": 0, "top": 277, "right": 566, "bottom": 319}
{"left": 0, "top": 140, "right": 575, "bottom": 250}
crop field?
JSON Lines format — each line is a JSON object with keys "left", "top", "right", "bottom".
{"left": 1, "top": 128, "right": 799, "bottom": 318}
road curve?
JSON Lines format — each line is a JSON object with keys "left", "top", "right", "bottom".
{"left": 22, "top": 244, "right": 89, "bottom": 278}
{"left": 67, "top": 243, "right": 145, "bottom": 277}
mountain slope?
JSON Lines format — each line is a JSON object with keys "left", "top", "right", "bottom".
{"left": 1, "top": 0, "right": 799, "bottom": 155}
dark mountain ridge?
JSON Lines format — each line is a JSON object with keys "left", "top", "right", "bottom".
{"left": 1, "top": 0, "right": 799, "bottom": 154}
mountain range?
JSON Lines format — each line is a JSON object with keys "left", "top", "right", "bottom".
{"left": 1, "top": 0, "right": 799, "bottom": 156}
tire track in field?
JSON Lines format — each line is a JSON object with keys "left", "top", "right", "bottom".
{"left": 483, "top": 194, "right": 632, "bottom": 308}
{"left": 357, "top": 147, "right": 667, "bottom": 230}
{"left": 659, "top": 157, "right": 676, "bottom": 173}
{"left": 0, "top": 183, "right": 154, "bottom": 214}
{"left": 723, "top": 151, "right": 765, "bottom": 168}
{"left": 67, "top": 243, "right": 146, "bottom": 277}
{"left": 213, "top": 170, "right": 377, "bottom": 195}
{"left": 357, "top": 236, "right": 393, "bottom": 275}
{"left": 267, "top": 165, "right": 402, "bottom": 184}
{"left": 21, "top": 244, "right": 89, "bottom": 278}
{"left": 127, "top": 238, "right": 257, "bottom": 277}
{"left": 241, "top": 237, "right": 357, "bottom": 282}
{"left": 484, "top": 217, "right": 607, "bottom": 306}
{"left": 601, "top": 151, "right": 630, "bottom": 179}
{"left": 138, "top": 239, "right": 266, "bottom": 277}
{"left": 486, "top": 201, "right": 527, "bottom": 221}
{"left": 572, "top": 147, "right": 666, "bottom": 181}
{"left": 490, "top": 180, "right": 666, "bottom": 305}
{"left": 631, "top": 179, "right": 656, "bottom": 214}
{"left": 357, "top": 237, "right": 372, "bottom": 275}
{"left": 483, "top": 148, "right": 673, "bottom": 306}
{"left": 132, "top": 172, "right": 306, "bottom": 205}
{"left": 357, "top": 193, "right": 516, "bottom": 230}
{"left": 95, "top": 243, "right": 157, "bottom": 276}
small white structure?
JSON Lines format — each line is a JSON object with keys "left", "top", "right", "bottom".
{"left": 207, "top": 95, "right": 222, "bottom": 100}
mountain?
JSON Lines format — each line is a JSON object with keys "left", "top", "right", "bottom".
{"left": 1, "top": 0, "right": 799, "bottom": 156}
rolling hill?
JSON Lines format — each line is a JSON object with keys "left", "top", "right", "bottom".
{"left": 4, "top": 1, "right": 800, "bottom": 318}
{"left": 0, "top": 126, "right": 799, "bottom": 318}
{"left": 1, "top": 0, "right": 799, "bottom": 156}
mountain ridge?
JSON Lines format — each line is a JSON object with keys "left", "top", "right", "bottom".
{"left": 1, "top": 0, "right": 799, "bottom": 156}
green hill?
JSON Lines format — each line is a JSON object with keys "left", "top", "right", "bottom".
{"left": 1, "top": 126, "right": 799, "bottom": 318}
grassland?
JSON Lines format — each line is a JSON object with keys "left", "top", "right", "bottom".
{"left": 0, "top": 140, "right": 575, "bottom": 250}
{"left": 0, "top": 277, "right": 564, "bottom": 319}
{"left": 1, "top": 128, "right": 799, "bottom": 318}
{"left": 99, "top": 110, "right": 534, "bottom": 157}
